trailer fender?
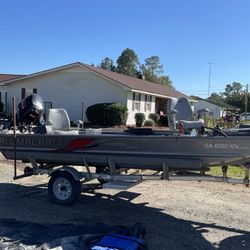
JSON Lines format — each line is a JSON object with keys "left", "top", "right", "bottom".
{"left": 49, "top": 166, "right": 82, "bottom": 181}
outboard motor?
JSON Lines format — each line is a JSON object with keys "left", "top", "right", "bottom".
{"left": 167, "top": 97, "right": 194, "bottom": 130}
{"left": 174, "top": 97, "right": 193, "bottom": 121}
{"left": 17, "top": 94, "right": 44, "bottom": 126}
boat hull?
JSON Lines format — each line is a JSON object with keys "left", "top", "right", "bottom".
{"left": 1, "top": 133, "right": 250, "bottom": 170}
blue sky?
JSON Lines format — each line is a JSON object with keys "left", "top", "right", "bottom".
{"left": 1, "top": 0, "right": 250, "bottom": 97}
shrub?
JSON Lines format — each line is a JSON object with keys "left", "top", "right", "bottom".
{"left": 86, "top": 103, "right": 128, "bottom": 126}
{"left": 135, "top": 113, "right": 145, "bottom": 127}
{"left": 105, "top": 103, "right": 128, "bottom": 126}
{"left": 148, "top": 113, "right": 160, "bottom": 123}
{"left": 144, "top": 119, "right": 155, "bottom": 127}
{"left": 158, "top": 114, "right": 168, "bottom": 126}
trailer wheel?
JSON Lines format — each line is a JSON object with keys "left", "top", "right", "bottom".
{"left": 48, "top": 171, "right": 81, "bottom": 205}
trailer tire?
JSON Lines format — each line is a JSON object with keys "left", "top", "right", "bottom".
{"left": 48, "top": 171, "right": 81, "bottom": 205}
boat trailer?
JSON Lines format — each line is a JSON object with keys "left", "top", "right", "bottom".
{"left": 11, "top": 155, "right": 250, "bottom": 205}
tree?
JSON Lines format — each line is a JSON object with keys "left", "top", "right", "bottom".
{"left": 223, "top": 82, "right": 243, "bottom": 103}
{"left": 99, "top": 57, "right": 116, "bottom": 71}
{"left": 140, "top": 56, "right": 173, "bottom": 88}
{"left": 190, "top": 95, "right": 200, "bottom": 100}
{"left": 157, "top": 75, "right": 173, "bottom": 88}
{"left": 144, "top": 56, "right": 163, "bottom": 76}
{"left": 140, "top": 56, "right": 163, "bottom": 83}
{"left": 116, "top": 48, "right": 139, "bottom": 77}
{"left": 222, "top": 82, "right": 245, "bottom": 111}
{"left": 223, "top": 82, "right": 243, "bottom": 100}
{"left": 97, "top": 49, "right": 174, "bottom": 88}
{"left": 208, "top": 92, "right": 224, "bottom": 103}
{"left": 140, "top": 64, "right": 157, "bottom": 83}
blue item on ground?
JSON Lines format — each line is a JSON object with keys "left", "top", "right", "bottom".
{"left": 92, "top": 233, "right": 145, "bottom": 250}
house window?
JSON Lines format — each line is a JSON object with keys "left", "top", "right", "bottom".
{"left": 132, "top": 93, "right": 141, "bottom": 111}
{"left": 144, "top": 95, "right": 152, "bottom": 112}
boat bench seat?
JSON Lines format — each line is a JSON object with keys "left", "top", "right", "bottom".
{"left": 45, "top": 127, "right": 78, "bottom": 135}
{"left": 180, "top": 119, "right": 204, "bottom": 130}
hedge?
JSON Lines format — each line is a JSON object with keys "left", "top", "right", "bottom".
{"left": 134, "top": 113, "right": 146, "bottom": 127}
{"left": 144, "top": 119, "right": 155, "bottom": 127}
{"left": 148, "top": 113, "right": 160, "bottom": 123}
{"left": 86, "top": 103, "right": 128, "bottom": 126}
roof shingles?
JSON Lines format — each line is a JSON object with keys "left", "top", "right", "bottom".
{"left": 0, "top": 74, "right": 25, "bottom": 83}
{"left": 0, "top": 62, "right": 189, "bottom": 99}
{"left": 82, "top": 63, "right": 187, "bottom": 99}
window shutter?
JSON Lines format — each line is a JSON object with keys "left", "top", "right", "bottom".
{"left": 21, "top": 88, "right": 26, "bottom": 99}
{"left": 5, "top": 92, "right": 7, "bottom": 110}
{"left": 138, "top": 94, "right": 141, "bottom": 111}
{"left": 132, "top": 93, "right": 135, "bottom": 111}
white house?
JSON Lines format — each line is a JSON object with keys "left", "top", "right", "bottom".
{"left": 194, "top": 98, "right": 240, "bottom": 118}
{"left": 0, "top": 62, "right": 189, "bottom": 125}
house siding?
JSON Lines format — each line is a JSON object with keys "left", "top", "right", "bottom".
{"left": 194, "top": 100, "right": 223, "bottom": 118}
{"left": 4, "top": 65, "right": 128, "bottom": 122}
{"left": 1, "top": 63, "right": 186, "bottom": 126}
{"left": 127, "top": 92, "right": 156, "bottom": 125}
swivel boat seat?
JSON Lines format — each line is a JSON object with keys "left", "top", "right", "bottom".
{"left": 45, "top": 109, "right": 78, "bottom": 135}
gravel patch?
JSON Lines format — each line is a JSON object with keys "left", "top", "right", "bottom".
{"left": 0, "top": 161, "right": 250, "bottom": 249}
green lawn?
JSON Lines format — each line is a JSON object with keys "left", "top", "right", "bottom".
{"left": 208, "top": 166, "right": 245, "bottom": 179}
{"left": 242, "top": 121, "right": 250, "bottom": 124}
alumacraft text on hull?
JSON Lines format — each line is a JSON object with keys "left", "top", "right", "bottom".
{"left": 0, "top": 94, "right": 249, "bottom": 205}
{"left": 1, "top": 131, "right": 250, "bottom": 171}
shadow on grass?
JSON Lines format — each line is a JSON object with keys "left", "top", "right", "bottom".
{"left": 0, "top": 182, "right": 249, "bottom": 249}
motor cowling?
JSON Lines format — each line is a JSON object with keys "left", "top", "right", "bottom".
{"left": 17, "top": 94, "right": 44, "bottom": 125}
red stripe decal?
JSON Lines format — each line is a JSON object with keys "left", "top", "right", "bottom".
{"left": 59, "top": 139, "right": 94, "bottom": 152}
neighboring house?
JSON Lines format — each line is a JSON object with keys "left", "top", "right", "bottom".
{"left": 194, "top": 98, "right": 240, "bottom": 118}
{"left": 0, "top": 62, "right": 190, "bottom": 125}
{"left": 0, "top": 74, "right": 25, "bottom": 108}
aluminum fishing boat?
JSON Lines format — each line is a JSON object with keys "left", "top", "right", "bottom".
{"left": 1, "top": 128, "right": 250, "bottom": 171}
{"left": 0, "top": 94, "right": 249, "bottom": 205}
{"left": 0, "top": 94, "right": 250, "bottom": 171}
